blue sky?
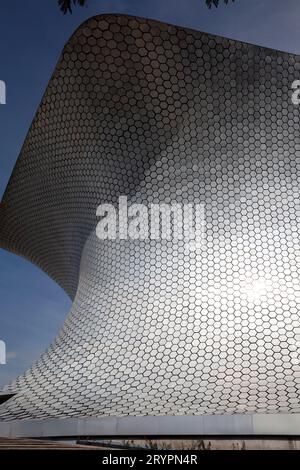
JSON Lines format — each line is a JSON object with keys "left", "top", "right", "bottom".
{"left": 1, "top": 0, "right": 300, "bottom": 386}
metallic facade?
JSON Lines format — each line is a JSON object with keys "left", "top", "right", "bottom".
{"left": 1, "top": 14, "right": 300, "bottom": 430}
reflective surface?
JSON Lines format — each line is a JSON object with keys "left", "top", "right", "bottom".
{"left": 0, "top": 14, "right": 300, "bottom": 421}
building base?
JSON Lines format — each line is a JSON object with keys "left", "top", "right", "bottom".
{"left": 0, "top": 414, "right": 300, "bottom": 439}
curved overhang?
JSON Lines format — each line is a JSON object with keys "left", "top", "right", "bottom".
{"left": 1, "top": 14, "right": 300, "bottom": 436}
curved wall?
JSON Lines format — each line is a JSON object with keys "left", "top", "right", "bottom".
{"left": 1, "top": 14, "right": 300, "bottom": 425}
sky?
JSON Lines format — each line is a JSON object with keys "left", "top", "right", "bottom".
{"left": 1, "top": 0, "right": 300, "bottom": 386}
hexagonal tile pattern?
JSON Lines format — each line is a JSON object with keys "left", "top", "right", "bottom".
{"left": 1, "top": 14, "right": 300, "bottom": 421}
